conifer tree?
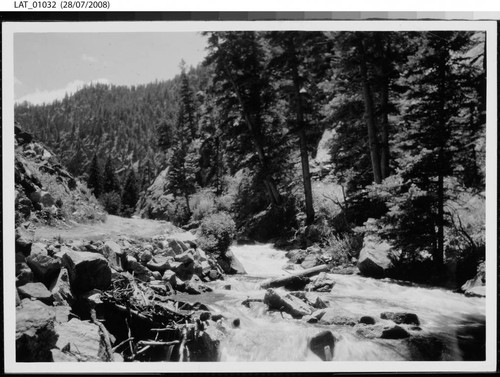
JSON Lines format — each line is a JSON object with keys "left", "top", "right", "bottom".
{"left": 103, "top": 155, "right": 120, "bottom": 193}
{"left": 121, "top": 169, "right": 139, "bottom": 217}
{"left": 87, "top": 153, "right": 103, "bottom": 198}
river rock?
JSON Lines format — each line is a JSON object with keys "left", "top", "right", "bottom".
{"left": 16, "top": 262, "right": 34, "bottom": 286}
{"left": 381, "top": 325, "right": 410, "bottom": 339}
{"left": 30, "top": 242, "right": 48, "bottom": 256}
{"left": 103, "top": 241, "right": 127, "bottom": 272}
{"left": 291, "top": 291, "right": 329, "bottom": 309}
{"left": 305, "top": 272, "right": 336, "bottom": 292}
{"left": 406, "top": 335, "right": 446, "bottom": 361}
{"left": 18, "top": 282, "right": 54, "bottom": 304}
{"left": 16, "top": 226, "right": 33, "bottom": 255}
{"left": 264, "top": 288, "right": 313, "bottom": 319}
{"left": 380, "top": 312, "right": 420, "bottom": 325}
{"left": 26, "top": 253, "right": 61, "bottom": 287}
{"left": 287, "top": 249, "right": 307, "bottom": 264}
{"left": 54, "top": 318, "right": 102, "bottom": 361}
{"left": 147, "top": 255, "right": 171, "bottom": 273}
{"left": 167, "top": 238, "right": 188, "bottom": 255}
{"left": 190, "top": 325, "right": 224, "bottom": 361}
{"left": 301, "top": 253, "right": 321, "bottom": 269}
{"left": 185, "top": 274, "right": 212, "bottom": 294}
{"left": 359, "top": 316, "right": 376, "bottom": 325}
{"left": 313, "top": 307, "right": 357, "bottom": 326}
{"left": 126, "top": 256, "right": 153, "bottom": 282}
{"left": 461, "top": 261, "right": 485, "bottom": 297}
{"left": 16, "top": 298, "right": 58, "bottom": 362}
{"left": 357, "top": 234, "right": 394, "bottom": 278}
{"left": 309, "top": 330, "right": 336, "bottom": 361}
{"left": 217, "top": 249, "right": 246, "bottom": 275}
{"left": 62, "top": 250, "right": 111, "bottom": 293}
{"left": 140, "top": 249, "right": 153, "bottom": 264}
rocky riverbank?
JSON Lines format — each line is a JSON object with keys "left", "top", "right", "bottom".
{"left": 15, "top": 230, "right": 239, "bottom": 362}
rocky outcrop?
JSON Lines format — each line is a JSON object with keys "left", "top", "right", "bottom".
{"left": 357, "top": 234, "right": 395, "bottom": 278}
{"left": 14, "top": 124, "right": 105, "bottom": 227}
{"left": 16, "top": 299, "right": 58, "bottom": 362}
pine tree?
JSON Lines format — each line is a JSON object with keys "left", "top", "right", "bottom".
{"left": 204, "top": 31, "right": 282, "bottom": 207}
{"left": 103, "top": 155, "right": 120, "bottom": 193}
{"left": 121, "top": 169, "right": 139, "bottom": 217}
{"left": 87, "top": 153, "right": 103, "bottom": 198}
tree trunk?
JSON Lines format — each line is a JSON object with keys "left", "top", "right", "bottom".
{"left": 377, "top": 36, "right": 391, "bottom": 179}
{"left": 357, "top": 36, "right": 382, "bottom": 184}
{"left": 289, "top": 38, "right": 315, "bottom": 225}
{"left": 260, "top": 264, "right": 329, "bottom": 289}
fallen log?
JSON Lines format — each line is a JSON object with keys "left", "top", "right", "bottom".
{"left": 260, "top": 264, "right": 330, "bottom": 289}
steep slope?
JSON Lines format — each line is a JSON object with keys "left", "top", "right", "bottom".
{"left": 14, "top": 123, "right": 105, "bottom": 227}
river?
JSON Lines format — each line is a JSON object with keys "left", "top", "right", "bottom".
{"left": 203, "top": 244, "right": 486, "bottom": 362}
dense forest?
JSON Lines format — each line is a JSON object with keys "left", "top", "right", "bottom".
{"left": 15, "top": 30, "right": 486, "bottom": 287}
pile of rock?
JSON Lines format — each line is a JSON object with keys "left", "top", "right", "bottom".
{"left": 15, "top": 232, "right": 228, "bottom": 362}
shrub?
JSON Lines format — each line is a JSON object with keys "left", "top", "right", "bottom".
{"left": 198, "top": 212, "right": 236, "bottom": 256}
{"left": 323, "top": 233, "right": 363, "bottom": 266}
{"left": 190, "top": 189, "right": 217, "bottom": 222}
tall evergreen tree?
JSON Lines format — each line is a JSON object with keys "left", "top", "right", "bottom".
{"left": 87, "top": 153, "right": 103, "bottom": 198}
{"left": 204, "top": 31, "right": 282, "bottom": 207}
{"left": 103, "top": 155, "right": 120, "bottom": 193}
{"left": 265, "top": 31, "right": 330, "bottom": 225}
{"left": 121, "top": 169, "right": 139, "bottom": 217}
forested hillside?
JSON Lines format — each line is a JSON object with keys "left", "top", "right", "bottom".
{"left": 15, "top": 30, "right": 486, "bottom": 287}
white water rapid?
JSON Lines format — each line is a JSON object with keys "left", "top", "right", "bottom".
{"left": 205, "top": 244, "right": 486, "bottom": 362}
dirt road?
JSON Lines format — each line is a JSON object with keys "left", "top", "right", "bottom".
{"left": 34, "top": 215, "right": 195, "bottom": 242}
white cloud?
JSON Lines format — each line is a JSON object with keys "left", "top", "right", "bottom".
{"left": 82, "top": 53, "right": 98, "bottom": 63}
{"left": 15, "top": 78, "right": 110, "bottom": 105}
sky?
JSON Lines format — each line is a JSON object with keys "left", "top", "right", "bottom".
{"left": 14, "top": 32, "right": 209, "bottom": 105}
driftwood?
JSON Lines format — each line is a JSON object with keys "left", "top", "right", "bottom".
{"left": 90, "top": 308, "right": 114, "bottom": 362}
{"left": 260, "top": 264, "right": 329, "bottom": 289}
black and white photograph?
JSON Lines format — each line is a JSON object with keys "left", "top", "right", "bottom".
{"left": 2, "top": 19, "right": 497, "bottom": 373}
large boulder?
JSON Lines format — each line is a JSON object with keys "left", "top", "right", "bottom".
{"left": 185, "top": 274, "right": 212, "bottom": 294}
{"left": 16, "top": 299, "right": 58, "bottom": 362}
{"left": 167, "top": 238, "right": 189, "bottom": 255}
{"left": 62, "top": 250, "right": 111, "bottom": 293}
{"left": 53, "top": 318, "right": 103, "bottom": 362}
{"left": 357, "top": 234, "right": 395, "bottom": 278}
{"left": 309, "top": 330, "right": 336, "bottom": 361}
{"left": 461, "top": 261, "right": 485, "bottom": 297}
{"left": 18, "top": 282, "right": 54, "bottom": 304}
{"left": 263, "top": 288, "right": 313, "bottom": 319}
{"left": 25, "top": 253, "right": 61, "bottom": 287}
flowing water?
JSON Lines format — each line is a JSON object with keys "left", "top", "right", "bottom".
{"left": 205, "top": 244, "right": 486, "bottom": 362}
